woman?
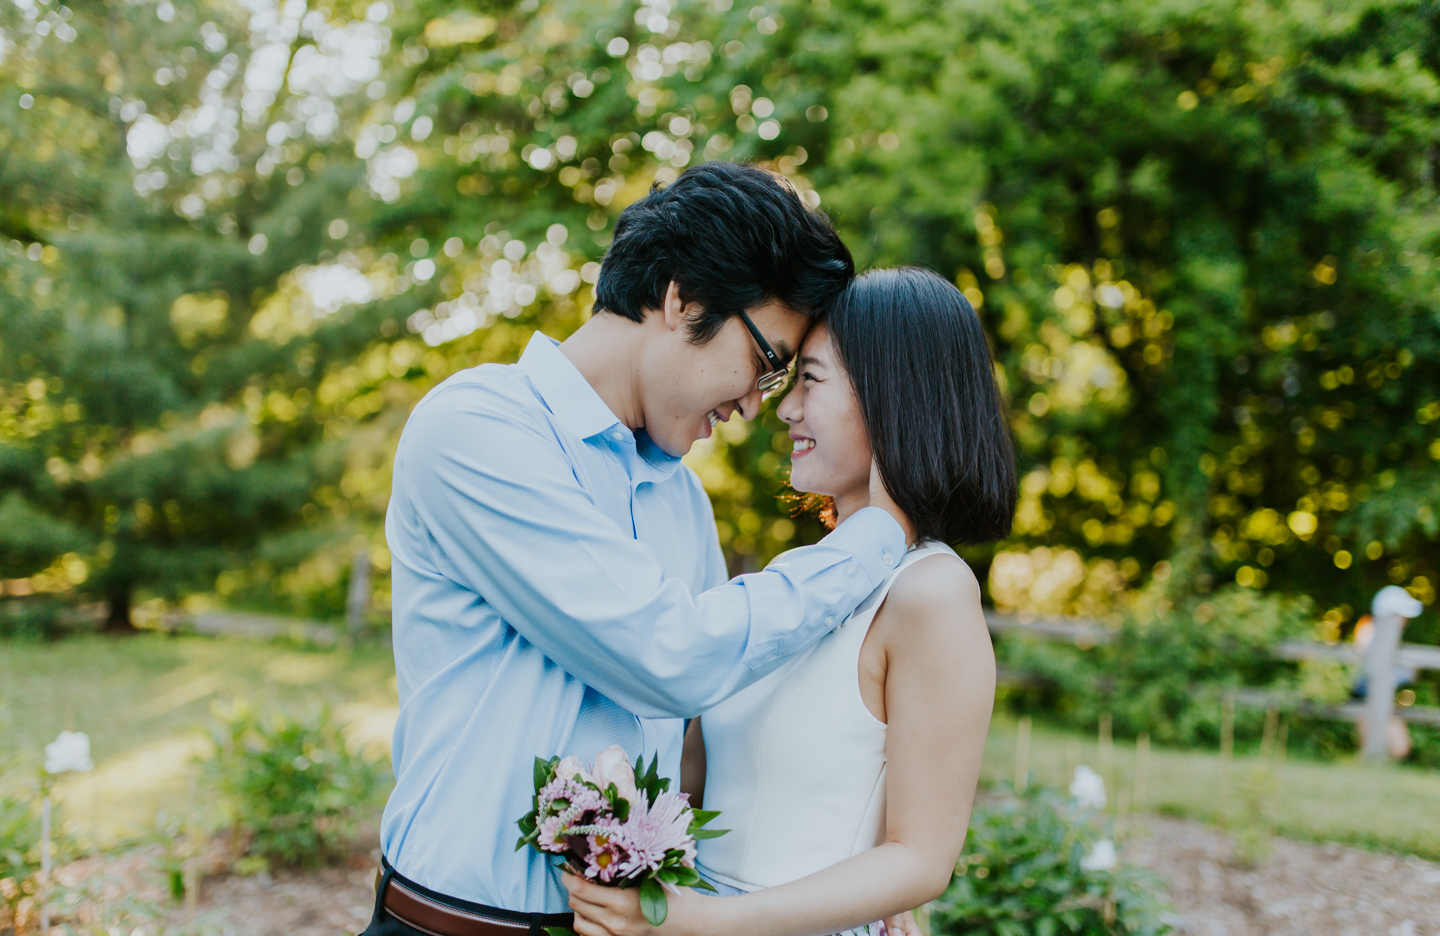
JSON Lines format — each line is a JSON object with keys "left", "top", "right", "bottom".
{"left": 565, "top": 267, "right": 1018, "bottom": 936}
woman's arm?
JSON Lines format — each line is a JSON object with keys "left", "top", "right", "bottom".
{"left": 680, "top": 718, "right": 706, "bottom": 807}
{"left": 565, "top": 553, "right": 995, "bottom": 936}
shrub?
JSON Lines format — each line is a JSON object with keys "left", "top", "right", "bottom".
{"left": 205, "top": 701, "right": 382, "bottom": 870}
{"left": 0, "top": 793, "right": 42, "bottom": 929}
{"left": 999, "top": 587, "right": 1310, "bottom": 747}
{"left": 0, "top": 598, "right": 62, "bottom": 640}
{"left": 932, "top": 789, "right": 1171, "bottom": 936}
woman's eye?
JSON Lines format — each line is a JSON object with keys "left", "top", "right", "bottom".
{"left": 801, "top": 371, "right": 818, "bottom": 383}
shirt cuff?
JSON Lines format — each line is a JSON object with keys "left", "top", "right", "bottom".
{"left": 823, "top": 506, "right": 908, "bottom": 592}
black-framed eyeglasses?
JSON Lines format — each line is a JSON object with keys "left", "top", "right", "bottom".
{"left": 738, "top": 310, "right": 791, "bottom": 396}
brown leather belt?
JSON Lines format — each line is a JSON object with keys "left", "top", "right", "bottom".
{"left": 375, "top": 864, "right": 574, "bottom": 936}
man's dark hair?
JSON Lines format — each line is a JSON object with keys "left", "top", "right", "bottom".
{"left": 593, "top": 161, "right": 855, "bottom": 342}
{"left": 827, "top": 267, "right": 1018, "bottom": 546}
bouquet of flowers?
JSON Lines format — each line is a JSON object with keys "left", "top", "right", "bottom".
{"left": 517, "top": 745, "right": 727, "bottom": 926}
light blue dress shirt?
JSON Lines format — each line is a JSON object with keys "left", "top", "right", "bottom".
{"left": 381, "top": 331, "right": 906, "bottom": 912}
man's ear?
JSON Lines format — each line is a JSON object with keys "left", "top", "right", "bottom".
{"left": 660, "top": 280, "right": 694, "bottom": 332}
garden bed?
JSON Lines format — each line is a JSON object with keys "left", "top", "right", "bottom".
{"left": 31, "top": 817, "right": 1440, "bottom": 936}
{"left": 1127, "top": 816, "right": 1440, "bottom": 936}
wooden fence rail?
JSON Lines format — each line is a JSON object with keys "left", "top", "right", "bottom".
{"left": 985, "top": 610, "right": 1440, "bottom": 754}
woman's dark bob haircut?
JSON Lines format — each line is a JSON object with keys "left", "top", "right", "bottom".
{"left": 826, "top": 267, "right": 1017, "bottom": 546}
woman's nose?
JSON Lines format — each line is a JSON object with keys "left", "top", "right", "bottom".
{"left": 776, "top": 384, "right": 801, "bottom": 424}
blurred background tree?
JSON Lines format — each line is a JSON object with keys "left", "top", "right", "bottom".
{"left": 2, "top": 0, "right": 1437, "bottom": 646}
{"left": 1, "top": 0, "right": 394, "bottom": 629}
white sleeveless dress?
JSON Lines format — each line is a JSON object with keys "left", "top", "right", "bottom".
{"left": 695, "top": 542, "right": 960, "bottom": 935}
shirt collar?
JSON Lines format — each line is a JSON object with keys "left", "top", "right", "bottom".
{"left": 517, "top": 332, "right": 625, "bottom": 441}
{"left": 515, "top": 335, "right": 685, "bottom": 482}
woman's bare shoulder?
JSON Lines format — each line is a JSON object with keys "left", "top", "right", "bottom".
{"left": 888, "top": 552, "right": 980, "bottom": 613}
{"left": 877, "top": 552, "right": 991, "bottom": 655}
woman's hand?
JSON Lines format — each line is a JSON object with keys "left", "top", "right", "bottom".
{"left": 563, "top": 872, "right": 711, "bottom": 936}
{"left": 881, "top": 911, "right": 922, "bottom": 936}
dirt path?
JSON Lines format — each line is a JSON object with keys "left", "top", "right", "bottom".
{"left": 37, "top": 818, "right": 1440, "bottom": 936}
{"left": 1125, "top": 817, "right": 1440, "bottom": 936}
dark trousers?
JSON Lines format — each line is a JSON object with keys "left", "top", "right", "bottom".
{"left": 361, "top": 857, "right": 575, "bottom": 936}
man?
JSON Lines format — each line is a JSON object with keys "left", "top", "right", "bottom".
{"left": 365, "top": 162, "right": 907, "bottom": 936}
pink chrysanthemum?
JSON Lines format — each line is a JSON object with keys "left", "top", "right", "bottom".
{"left": 613, "top": 791, "right": 696, "bottom": 878}
{"left": 582, "top": 821, "right": 630, "bottom": 883}
{"left": 536, "top": 815, "right": 568, "bottom": 853}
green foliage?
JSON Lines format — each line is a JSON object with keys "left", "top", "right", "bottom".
{"left": 0, "top": 793, "right": 42, "bottom": 927}
{"left": 1408, "top": 723, "right": 1440, "bottom": 769}
{"left": 0, "top": 0, "right": 385, "bottom": 628}
{"left": 933, "top": 789, "right": 1171, "bottom": 936}
{"left": 1000, "top": 587, "right": 1309, "bottom": 746}
{"left": 204, "top": 702, "right": 381, "bottom": 869}
{"left": 0, "top": 792, "right": 41, "bottom": 882}
{"left": 45, "top": 874, "right": 168, "bottom": 936}
{"left": 3, "top": 0, "right": 1438, "bottom": 626}
{"left": 0, "top": 597, "right": 63, "bottom": 640}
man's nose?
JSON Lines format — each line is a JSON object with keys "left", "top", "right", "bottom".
{"left": 734, "top": 386, "right": 764, "bottom": 421}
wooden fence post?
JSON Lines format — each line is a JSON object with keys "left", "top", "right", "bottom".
{"left": 1014, "top": 716, "right": 1032, "bottom": 794}
{"left": 1362, "top": 608, "right": 1403, "bottom": 761}
{"left": 346, "top": 546, "right": 371, "bottom": 639}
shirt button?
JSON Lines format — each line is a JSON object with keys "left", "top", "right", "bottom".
{"left": 825, "top": 616, "right": 835, "bottom": 627}
{"left": 611, "top": 430, "right": 624, "bottom": 441}
{"left": 882, "top": 551, "right": 894, "bottom": 565}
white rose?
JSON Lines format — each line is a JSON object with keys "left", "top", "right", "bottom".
{"left": 555, "top": 755, "right": 593, "bottom": 784}
{"left": 44, "top": 730, "right": 94, "bottom": 774}
{"left": 1081, "top": 839, "right": 1117, "bottom": 872}
{"left": 1069, "top": 765, "right": 1106, "bottom": 810}
{"left": 592, "top": 745, "right": 639, "bottom": 806}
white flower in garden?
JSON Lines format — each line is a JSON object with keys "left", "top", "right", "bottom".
{"left": 44, "top": 730, "right": 94, "bottom": 774}
{"left": 1069, "top": 765, "right": 1106, "bottom": 809}
{"left": 1081, "top": 838, "right": 1117, "bottom": 872}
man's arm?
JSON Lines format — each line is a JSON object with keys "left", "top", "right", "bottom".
{"left": 393, "top": 384, "right": 906, "bottom": 719}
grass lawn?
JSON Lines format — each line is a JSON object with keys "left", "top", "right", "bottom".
{"left": 0, "top": 634, "right": 398, "bottom": 849}
{"left": 982, "top": 714, "right": 1440, "bottom": 860}
{"left": 3, "top": 634, "right": 1438, "bottom": 860}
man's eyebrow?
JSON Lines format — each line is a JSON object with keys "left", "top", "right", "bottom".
{"left": 776, "top": 341, "right": 796, "bottom": 364}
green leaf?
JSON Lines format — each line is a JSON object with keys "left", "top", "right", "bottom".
{"left": 639, "top": 876, "right": 668, "bottom": 927}
{"left": 535, "top": 756, "right": 557, "bottom": 791}
{"left": 688, "top": 808, "right": 722, "bottom": 827}
{"left": 690, "top": 827, "right": 730, "bottom": 839}
{"left": 544, "top": 928, "right": 579, "bottom": 936}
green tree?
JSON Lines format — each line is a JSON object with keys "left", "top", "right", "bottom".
{"left": 366, "top": 0, "right": 1440, "bottom": 620}
{"left": 5, "top": 0, "right": 1437, "bottom": 640}
{"left": 804, "top": 0, "right": 1440, "bottom": 625}
{"left": 0, "top": 0, "right": 389, "bottom": 629}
